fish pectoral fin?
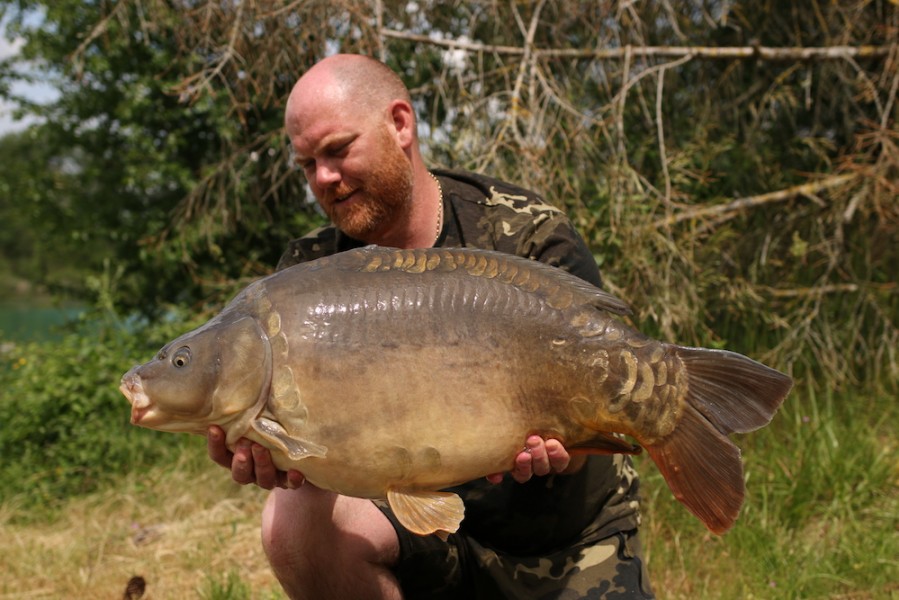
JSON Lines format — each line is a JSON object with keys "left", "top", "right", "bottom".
{"left": 251, "top": 417, "right": 327, "bottom": 460}
{"left": 569, "top": 432, "right": 642, "bottom": 455}
{"left": 386, "top": 488, "right": 465, "bottom": 541}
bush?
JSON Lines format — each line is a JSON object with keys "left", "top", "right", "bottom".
{"left": 0, "top": 311, "right": 204, "bottom": 520}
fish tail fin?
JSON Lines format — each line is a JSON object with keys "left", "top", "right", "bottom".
{"left": 644, "top": 347, "right": 792, "bottom": 534}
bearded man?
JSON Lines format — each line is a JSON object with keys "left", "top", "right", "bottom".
{"left": 207, "top": 54, "right": 654, "bottom": 600}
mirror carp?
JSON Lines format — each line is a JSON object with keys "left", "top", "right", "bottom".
{"left": 120, "top": 246, "right": 792, "bottom": 538}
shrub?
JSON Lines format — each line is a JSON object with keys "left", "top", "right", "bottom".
{"left": 0, "top": 311, "right": 203, "bottom": 520}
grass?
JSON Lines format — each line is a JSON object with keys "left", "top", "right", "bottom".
{"left": 1, "top": 387, "right": 896, "bottom": 599}
{"left": 637, "top": 384, "right": 899, "bottom": 599}
{"left": 0, "top": 439, "right": 286, "bottom": 599}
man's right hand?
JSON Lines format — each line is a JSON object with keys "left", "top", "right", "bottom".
{"left": 207, "top": 425, "right": 305, "bottom": 490}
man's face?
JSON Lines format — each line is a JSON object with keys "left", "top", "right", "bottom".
{"left": 287, "top": 94, "right": 413, "bottom": 242}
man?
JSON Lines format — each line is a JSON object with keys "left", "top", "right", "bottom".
{"left": 207, "top": 54, "right": 653, "bottom": 599}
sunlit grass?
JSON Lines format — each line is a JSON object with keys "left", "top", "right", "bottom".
{"left": 638, "top": 385, "right": 899, "bottom": 599}
{"left": 0, "top": 440, "right": 285, "bottom": 599}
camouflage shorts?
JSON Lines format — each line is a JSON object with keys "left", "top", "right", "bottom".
{"left": 374, "top": 500, "right": 655, "bottom": 600}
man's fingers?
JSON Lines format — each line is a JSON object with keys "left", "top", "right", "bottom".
{"left": 526, "top": 435, "right": 551, "bottom": 477}
{"left": 207, "top": 425, "right": 233, "bottom": 468}
{"left": 485, "top": 472, "right": 505, "bottom": 484}
{"left": 231, "top": 439, "right": 256, "bottom": 485}
{"left": 511, "top": 451, "right": 534, "bottom": 483}
{"left": 545, "top": 438, "right": 571, "bottom": 473}
{"left": 251, "top": 444, "right": 280, "bottom": 490}
{"left": 286, "top": 469, "right": 307, "bottom": 489}
{"left": 207, "top": 428, "right": 296, "bottom": 489}
{"left": 507, "top": 437, "right": 573, "bottom": 483}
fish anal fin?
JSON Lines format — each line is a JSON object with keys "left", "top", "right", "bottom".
{"left": 387, "top": 488, "right": 464, "bottom": 540}
{"left": 644, "top": 405, "right": 744, "bottom": 535}
{"left": 251, "top": 417, "right": 327, "bottom": 460}
{"left": 569, "top": 432, "right": 642, "bottom": 456}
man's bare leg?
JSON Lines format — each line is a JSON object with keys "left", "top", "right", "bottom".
{"left": 262, "top": 484, "right": 402, "bottom": 600}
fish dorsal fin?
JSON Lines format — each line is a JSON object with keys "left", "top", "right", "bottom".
{"left": 251, "top": 417, "right": 328, "bottom": 460}
{"left": 568, "top": 432, "right": 643, "bottom": 455}
{"left": 337, "top": 245, "right": 631, "bottom": 315}
{"left": 387, "top": 488, "right": 465, "bottom": 540}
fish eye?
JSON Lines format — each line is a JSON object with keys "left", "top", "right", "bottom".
{"left": 172, "top": 347, "right": 191, "bottom": 368}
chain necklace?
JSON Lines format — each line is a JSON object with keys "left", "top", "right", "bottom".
{"left": 429, "top": 172, "right": 444, "bottom": 244}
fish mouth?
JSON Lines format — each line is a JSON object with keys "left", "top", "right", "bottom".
{"left": 120, "top": 370, "right": 153, "bottom": 425}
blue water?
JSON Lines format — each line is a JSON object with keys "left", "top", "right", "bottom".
{"left": 0, "top": 302, "right": 85, "bottom": 342}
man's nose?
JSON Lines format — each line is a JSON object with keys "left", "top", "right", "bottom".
{"left": 315, "top": 161, "right": 341, "bottom": 186}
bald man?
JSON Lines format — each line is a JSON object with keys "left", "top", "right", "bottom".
{"left": 207, "top": 54, "right": 654, "bottom": 600}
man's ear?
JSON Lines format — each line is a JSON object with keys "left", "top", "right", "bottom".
{"left": 388, "top": 99, "right": 416, "bottom": 149}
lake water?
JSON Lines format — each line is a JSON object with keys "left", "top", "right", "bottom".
{"left": 0, "top": 301, "right": 85, "bottom": 342}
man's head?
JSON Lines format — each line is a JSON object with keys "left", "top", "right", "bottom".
{"left": 285, "top": 54, "right": 420, "bottom": 242}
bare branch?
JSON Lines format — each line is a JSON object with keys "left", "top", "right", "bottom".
{"left": 652, "top": 174, "right": 860, "bottom": 228}
{"left": 379, "top": 30, "right": 893, "bottom": 61}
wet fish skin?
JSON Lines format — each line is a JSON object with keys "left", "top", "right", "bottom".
{"left": 119, "top": 245, "right": 792, "bottom": 538}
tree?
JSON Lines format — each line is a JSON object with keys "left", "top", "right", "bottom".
{"left": 1, "top": 0, "right": 321, "bottom": 313}
{"left": 1, "top": 0, "right": 896, "bottom": 388}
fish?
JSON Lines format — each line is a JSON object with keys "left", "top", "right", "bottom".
{"left": 119, "top": 245, "right": 792, "bottom": 538}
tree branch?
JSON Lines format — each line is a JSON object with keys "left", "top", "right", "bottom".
{"left": 652, "top": 174, "right": 859, "bottom": 228}
{"left": 379, "top": 29, "right": 893, "bottom": 61}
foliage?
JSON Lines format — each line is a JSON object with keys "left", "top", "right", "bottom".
{"left": 0, "top": 309, "right": 203, "bottom": 520}
{"left": 0, "top": 127, "right": 116, "bottom": 299}
{"left": 1, "top": 0, "right": 897, "bottom": 385}
{"left": 0, "top": 446, "right": 281, "bottom": 598}
{"left": 0, "top": 0, "right": 323, "bottom": 314}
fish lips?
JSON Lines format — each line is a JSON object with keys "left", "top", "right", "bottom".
{"left": 120, "top": 368, "right": 153, "bottom": 425}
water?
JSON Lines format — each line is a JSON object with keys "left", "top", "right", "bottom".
{"left": 0, "top": 301, "right": 85, "bottom": 342}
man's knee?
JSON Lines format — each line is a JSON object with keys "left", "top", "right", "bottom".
{"left": 261, "top": 486, "right": 399, "bottom": 568}
{"left": 261, "top": 487, "right": 310, "bottom": 568}
{"left": 261, "top": 487, "right": 403, "bottom": 599}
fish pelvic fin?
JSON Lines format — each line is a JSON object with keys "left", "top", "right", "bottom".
{"left": 644, "top": 347, "right": 792, "bottom": 534}
{"left": 386, "top": 488, "right": 465, "bottom": 540}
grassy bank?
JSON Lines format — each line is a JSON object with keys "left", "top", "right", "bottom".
{"left": 2, "top": 385, "right": 896, "bottom": 599}
{"left": 0, "top": 442, "right": 285, "bottom": 599}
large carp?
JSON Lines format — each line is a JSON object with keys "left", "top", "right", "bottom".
{"left": 120, "top": 246, "right": 791, "bottom": 537}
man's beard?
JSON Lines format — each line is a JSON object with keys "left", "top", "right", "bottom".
{"left": 326, "top": 141, "right": 413, "bottom": 241}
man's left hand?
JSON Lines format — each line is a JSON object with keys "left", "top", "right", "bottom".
{"left": 486, "top": 435, "right": 586, "bottom": 484}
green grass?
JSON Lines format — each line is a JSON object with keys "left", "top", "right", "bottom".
{"left": 637, "top": 383, "right": 899, "bottom": 599}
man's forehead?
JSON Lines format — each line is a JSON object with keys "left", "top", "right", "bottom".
{"left": 288, "top": 112, "right": 365, "bottom": 163}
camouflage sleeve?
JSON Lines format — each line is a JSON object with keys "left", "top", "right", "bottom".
{"left": 478, "top": 192, "right": 603, "bottom": 289}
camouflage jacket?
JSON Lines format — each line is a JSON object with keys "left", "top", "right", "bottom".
{"left": 277, "top": 169, "right": 641, "bottom": 554}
